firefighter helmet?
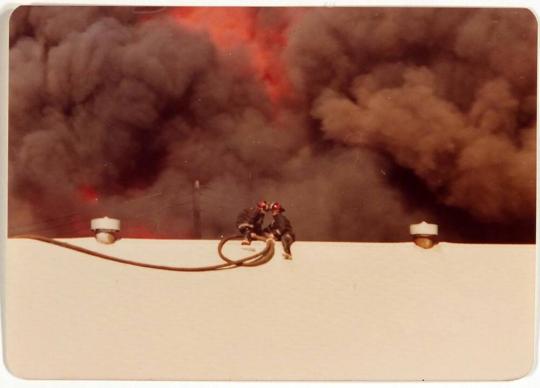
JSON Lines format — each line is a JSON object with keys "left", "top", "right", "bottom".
{"left": 257, "top": 200, "right": 269, "bottom": 210}
{"left": 270, "top": 202, "right": 285, "bottom": 212}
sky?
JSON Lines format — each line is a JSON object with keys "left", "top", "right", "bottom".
{"left": 8, "top": 6, "right": 537, "bottom": 242}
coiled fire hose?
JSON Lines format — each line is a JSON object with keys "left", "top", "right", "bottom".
{"left": 12, "top": 234, "right": 275, "bottom": 272}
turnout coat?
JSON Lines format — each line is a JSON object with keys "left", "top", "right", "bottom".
{"left": 236, "top": 207, "right": 265, "bottom": 235}
{"left": 265, "top": 213, "right": 295, "bottom": 241}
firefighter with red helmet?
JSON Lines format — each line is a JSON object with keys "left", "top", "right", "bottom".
{"left": 236, "top": 200, "right": 269, "bottom": 245}
{"left": 265, "top": 202, "right": 295, "bottom": 260}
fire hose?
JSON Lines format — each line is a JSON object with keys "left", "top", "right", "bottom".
{"left": 11, "top": 235, "right": 275, "bottom": 272}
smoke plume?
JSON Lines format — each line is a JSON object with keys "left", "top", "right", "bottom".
{"left": 8, "top": 6, "right": 537, "bottom": 242}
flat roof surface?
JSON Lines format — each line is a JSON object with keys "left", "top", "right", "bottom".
{"left": 3, "top": 238, "right": 536, "bottom": 380}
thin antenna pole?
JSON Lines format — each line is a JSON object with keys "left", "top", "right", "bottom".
{"left": 192, "top": 180, "right": 202, "bottom": 238}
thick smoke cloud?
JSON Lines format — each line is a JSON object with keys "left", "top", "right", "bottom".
{"left": 8, "top": 6, "right": 536, "bottom": 242}
{"left": 286, "top": 8, "right": 536, "bottom": 238}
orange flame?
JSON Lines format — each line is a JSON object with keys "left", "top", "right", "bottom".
{"left": 168, "top": 7, "right": 298, "bottom": 104}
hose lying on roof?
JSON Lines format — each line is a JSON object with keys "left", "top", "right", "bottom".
{"left": 11, "top": 234, "right": 275, "bottom": 272}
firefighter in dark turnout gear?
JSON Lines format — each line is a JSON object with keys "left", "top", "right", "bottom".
{"left": 265, "top": 202, "right": 295, "bottom": 260}
{"left": 236, "top": 200, "right": 268, "bottom": 245}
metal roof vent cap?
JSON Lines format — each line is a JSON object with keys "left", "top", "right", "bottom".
{"left": 90, "top": 217, "right": 121, "bottom": 244}
{"left": 410, "top": 221, "right": 438, "bottom": 249}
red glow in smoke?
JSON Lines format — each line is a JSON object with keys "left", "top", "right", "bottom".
{"left": 122, "top": 224, "right": 159, "bottom": 238}
{"left": 168, "top": 7, "right": 297, "bottom": 104}
{"left": 77, "top": 185, "right": 99, "bottom": 203}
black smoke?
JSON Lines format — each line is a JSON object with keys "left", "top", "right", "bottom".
{"left": 8, "top": 6, "right": 537, "bottom": 242}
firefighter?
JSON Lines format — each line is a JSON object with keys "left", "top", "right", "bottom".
{"left": 236, "top": 200, "right": 269, "bottom": 245}
{"left": 265, "top": 202, "right": 295, "bottom": 260}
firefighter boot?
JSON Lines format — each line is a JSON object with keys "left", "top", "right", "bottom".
{"left": 241, "top": 231, "right": 252, "bottom": 245}
{"left": 282, "top": 252, "right": 293, "bottom": 260}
